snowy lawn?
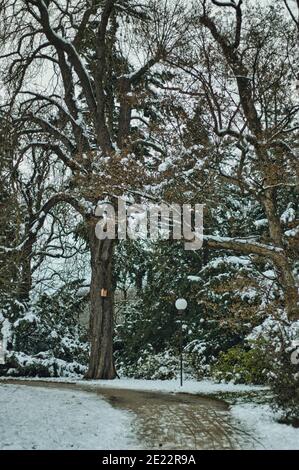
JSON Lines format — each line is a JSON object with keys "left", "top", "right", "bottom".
{"left": 77, "top": 377, "right": 268, "bottom": 395}
{"left": 232, "top": 403, "right": 299, "bottom": 450}
{"left": 0, "top": 384, "right": 138, "bottom": 450}
{"left": 0, "top": 375, "right": 268, "bottom": 394}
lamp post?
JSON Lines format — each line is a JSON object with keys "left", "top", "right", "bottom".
{"left": 175, "top": 298, "right": 187, "bottom": 387}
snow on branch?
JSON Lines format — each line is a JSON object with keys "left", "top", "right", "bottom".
{"left": 29, "top": 0, "right": 98, "bottom": 118}
{"left": 0, "top": 194, "right": 91, "bottom": 255}
{"left": 204, "top": 235, "right": 284, "bottom": 259}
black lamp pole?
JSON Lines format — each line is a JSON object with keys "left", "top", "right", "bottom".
{"left": 175, "top": 298, "right": 187, "bottom": 387}
{"left": 179, "top": 310, "right": 183, "bottom": 387}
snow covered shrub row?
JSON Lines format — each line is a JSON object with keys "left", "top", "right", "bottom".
{"left": 0, "top": 283, "right": 89, "bottom": 377}
{"left": 5, "top": 351, "right": 87, "bottom": 378}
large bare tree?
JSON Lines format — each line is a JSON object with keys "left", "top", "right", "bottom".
{"left": 0, "top": 0, "right": 190, "bottom": 377}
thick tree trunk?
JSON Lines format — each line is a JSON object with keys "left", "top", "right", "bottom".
{"left": 261, "top": 192, "right": 298, "bottom": 320}
{"left": 275, "top": 254, "right": 299, "bottom": 321}
{"left": 85, "top": 223, "right": 116, "bottom": 379}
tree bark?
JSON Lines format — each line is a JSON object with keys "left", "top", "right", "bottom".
{"left": 85, "top": 220, "right": 116, "bottom": 379}
{"left": 275, "top": 254, "right": 299, "bottom": 321}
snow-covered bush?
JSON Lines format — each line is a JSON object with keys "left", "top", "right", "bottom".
{"left": 183, "top": 318, "right": 243, "bottom": 379}
{"left": 211, "top": 343, "right": 270, "bottom": 385}
{"left": 248, "top": 316, "right": 299, "bottom": 424}
{"left": 184, "top": 338, "right": 213, "bottom": 379}
{"left": 5, "top": 351, "right": 86, "bottom": 378}
{"left": 117, "top": 347, "right": 178, "bottom": 380}
{"left": 0, "top": 282, "right": 89, "bottom": 377}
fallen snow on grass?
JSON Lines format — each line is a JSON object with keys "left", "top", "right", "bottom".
{"left": 0, "top": 376, "right": 267, "bottom": 395}
{"left": 0, "top": 384, "right": 138, "bottom": 450}
{"left": 0, "top": 376, "right": 269, "bottom": 395}
{"left": 77, "top": 378, "right": 268, "bottom": 395}
{"left": 232, "top": 403, "right": 299, "bottom": 450}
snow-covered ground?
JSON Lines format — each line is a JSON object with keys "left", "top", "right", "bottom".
{"left": 0, "top": 375, "right": 268, "bottom": 394}
{"left": 0, "top": 378, "right": 298, "bottom": 450}
{"left": 232, "top": 403, "right": 299, "bottom": 450}
{"left": 77, "top": 377, "right": 268, "bottom": 394}
{"left": 0, "top": 384, "right": 138, "bottom": 450}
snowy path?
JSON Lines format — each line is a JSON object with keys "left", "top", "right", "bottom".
{"left": 0, "top": 384, "right": 138, "bottom": 450}
{"left": 91, "top": 386, "right": 248, "bottom": 450}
